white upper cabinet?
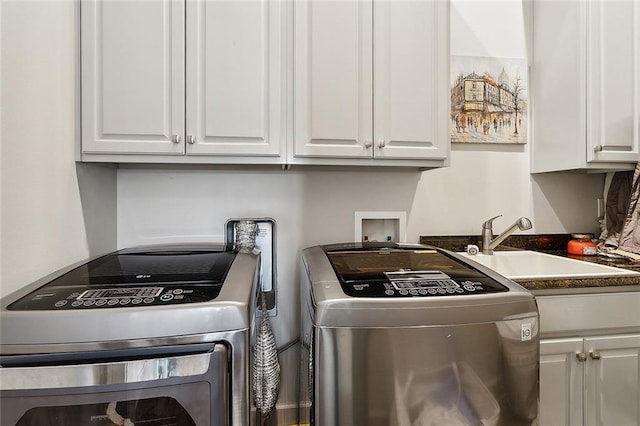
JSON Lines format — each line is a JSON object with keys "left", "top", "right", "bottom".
{"left": 586, "top": 0, "right": 640, "bottom": 164}
{"left": 531, "top": 0, "right": 640, "bottom": 173}
{"left": 82, "top": 0, "right": 448, "bottom": 167}
{"left": 292, "top": 0, "right": 450, "bottom": 167}
{"left": 373, "top": 0, "right": 449, "bottom": 161}
{"left": 185, "top": 0, "right": 283, "bottom": 157}
{"left": 81, "top": 0, "right": 185, "bottom": 155}
{"left": 293, "top": 0, "right": 373, "bottom": 159}
{"left": 81, "top": 0, "right": 285, "bottom": 163}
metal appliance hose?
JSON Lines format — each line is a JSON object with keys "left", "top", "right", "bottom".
{"left": 252, "top": 293, "right": 281, "bottom": 419}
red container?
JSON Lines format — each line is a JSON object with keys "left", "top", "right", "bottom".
{"left": 567, "top": 234, "right": 597, "bottom": 256}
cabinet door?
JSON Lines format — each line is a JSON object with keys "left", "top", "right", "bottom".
{"left": 587, "top": 0, "right": 640, "bottom": 163}
{"left": 293, "top": 0, "right": 373, "bottom": 158}
{"left": 531, "top": 0, "right": 588, "bottom": 172}
{"left": 539, "top": 338, "right": 584, "bottom": 426}
{"left": 186, "top": 0, "right": 284, "bottom": 158}
{"left": 373, "top": 0, "right": 449, "bottom": 160}
{"left": 81, "top": 0, "right": 185, "bottom": 155}
{"left": 584, "top": 334, "right": 640, "bottom": 426}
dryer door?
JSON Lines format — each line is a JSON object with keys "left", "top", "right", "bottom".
{"left": 0, "top": 343, "right": 229, "bottom": 426}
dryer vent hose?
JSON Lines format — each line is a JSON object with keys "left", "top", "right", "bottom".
{"left": 252, "top": 294, "right": 281, "bottom": 417}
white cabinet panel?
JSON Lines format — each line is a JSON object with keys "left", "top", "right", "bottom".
{"left": 186, "top": 0, "right": 283, "bottom": 157}
{"left": 373, "top": 0, "right": 448, "bottom": 160}
{"left": 81, "top": 0, "right": 185, "bottom": 155}
{"left": 81, "top": 0, "right": 284, "bottom": 162}
{"left": 587, "top": 0, "right": 640, "bottom": 163}
{"left": 540, "top": 333, "right": 640, "bottom": 426}
{"left": 539, "top": 338, "right": 584, "bottom": 426}
{"left": 532, "top": 0, "right": 640, "bottom": 172}
{"left": 292, "top": 0, "right": 449, "bottom": 165}
{"left": 531, "top": 0, "right": 586, "bottom": 172}
{"left": 584, "top": 334, "right": 640, "bottom": 426}
{"left": 293, "top": 0, "right": 373, "bottom": 158}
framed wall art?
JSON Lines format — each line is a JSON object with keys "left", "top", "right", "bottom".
{"left": 451, "top": 55, "right": 528, "bottom": 144}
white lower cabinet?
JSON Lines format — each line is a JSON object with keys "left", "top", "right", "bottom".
{"left": 540, "top": 334, "right": 640, "bottom": 426}
{"left": 540, "top": 338, "right": 584, "bottom": 426}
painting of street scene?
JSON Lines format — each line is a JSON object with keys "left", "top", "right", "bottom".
{"left": 451, "top": 55, "right": 528, "bottom": 144}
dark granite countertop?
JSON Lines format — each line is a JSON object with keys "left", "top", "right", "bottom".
{"left": 419, "top": 234, "right": 640, "bottom": 294}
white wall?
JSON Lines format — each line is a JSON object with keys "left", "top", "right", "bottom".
{"left": 0, "top": 0, "right": 604, "bottom": 330}
{"left": 0, "top": 0, "right": 117, "bottom": 298}
{"left": 118, "top": 166, "right": 422, "bottom": 344}
{"left": 409, "top": 0, "right": 605, "bottom": 236}
{"left": 118, "top": 0, "right": 605, "bottom": 346}
{"left": 0, "top": 0, "right": 606, "bottom": 419}
{"left": 0, "top": 0, "right": 605, "bottom": 396}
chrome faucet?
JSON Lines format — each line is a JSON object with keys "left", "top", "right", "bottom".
{"left": 482, "top": 215, "right": 533, "bottom": 255}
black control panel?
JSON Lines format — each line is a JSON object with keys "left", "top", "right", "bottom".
{"left": 8, "top": 284, "right": 223, "bottom": 310}
{"left": 341, "top": 274, "right": 506, "bottom": 298}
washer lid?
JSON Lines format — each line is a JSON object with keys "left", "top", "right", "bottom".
{"left": 0, "top": 250, "right": 260, "bottom": 348}
{"left": 6, "top": 244, "right": 236, "bottom": 311}
{"left": 324, "top": 244, "right": 508, "bottom": 297}
{"left": 302, "top": 244, "right": 537, "bottom": 328}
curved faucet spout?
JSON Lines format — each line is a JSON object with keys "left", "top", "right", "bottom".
{"left": 482, "top": 216, "right": 532, "bottom": 255}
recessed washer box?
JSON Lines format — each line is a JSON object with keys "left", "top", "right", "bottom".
{"left": 354, "top": 211, "right": 406, "bottom": 243}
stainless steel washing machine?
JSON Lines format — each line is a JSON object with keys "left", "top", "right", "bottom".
{"left": 300, "top": 243, "right": 539, "bottom": 426}
{"left": 0, "top": 243, "right": 260, "bottom": 426}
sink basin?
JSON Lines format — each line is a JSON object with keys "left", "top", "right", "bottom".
{"left": 457, "top": 251, "right": 640, "bottom": 280}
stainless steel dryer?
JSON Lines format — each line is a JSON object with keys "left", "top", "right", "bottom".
{"left": 0, "top": 243, "right": 260, "bottom": 426}
{"left": 300, "top": 243, "right": 539, "bottom": 426}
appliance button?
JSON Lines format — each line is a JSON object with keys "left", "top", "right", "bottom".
{"left": 446, "top": 288, "right": 455, "bottom": 294}
{"left": 95, "top": 299, "right": 108, "bottom": 306}
{"left": 173, "top": 289, "right": 184, "bottom": 295}
{"left": 398, "top": 289, "right": 408, "bottom": 296}
{"left": 107, "top": 299, "right": 119, "bottom": 306}
{"left": 427, "top": 288, "right": 437, "bottom": 295}
{"left": 54, "top": 300, "right": 68, "bottom": 307}
{"left": 132, "top": 298, "right": 143, "bottom": 304}
{"left": 409, "top": 289, "right": 419, "bottom": 296}
{"left": 71, "top": 300, "right": 83, "bottom": 307}
{"left": 455, "top": 288, "right": 464, "bottom": 293}
{"left": 160, "top": 293, "right": 174, "bottom": 302}
{"left": 119, "top": 298, "right": 131, "bottom": 305}
{"left": 143, "top": 297, "right": 154, "bottom": 304}
{"left": 418, "top": 289, "right": 428, "bottom": 295}
{"left": 437, "top": 288, "right": 446, "bottom": 294}
{"left": 385, "top": 289, "right": 395, "bottom": 296}
{"left": 463, "top": 285, "right": 476, "bottom": 292}
{"left": 83, "top": 300, "right": 96, "bottom": 307}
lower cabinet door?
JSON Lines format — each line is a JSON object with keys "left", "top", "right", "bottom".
{"left": 584, "top": 334, "right": 640, "bottom": 426}
{"left": 539, "top": 338, "right": 584, "bottom": 426}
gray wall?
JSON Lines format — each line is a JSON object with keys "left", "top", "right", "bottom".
{"left": 1, "top": 1, "right": 117, "bottom": 298}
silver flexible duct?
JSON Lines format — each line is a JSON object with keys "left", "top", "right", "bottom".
{"left": 253, "top": 293, "right": 281, "bottom": 419}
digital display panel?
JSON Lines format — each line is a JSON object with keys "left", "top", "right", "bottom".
{"left": 78, "top": 287, "right": 163, "bottom": 299}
